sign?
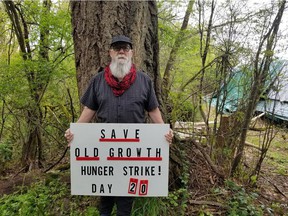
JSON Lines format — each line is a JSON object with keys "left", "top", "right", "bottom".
{"left": 70, "top": 123, "right": 170, "bottom": 197}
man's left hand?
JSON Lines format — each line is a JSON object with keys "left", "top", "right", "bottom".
{"left": 165, "top": 129, "right": 173, "bottom": 145}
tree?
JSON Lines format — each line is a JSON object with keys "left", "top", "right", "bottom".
{"left": 3, "top": 0, "right": 52, "bottom": 170}
{"left": 2, "top": 0, "right": 74, "bottom": 171}
{"left": 70, "top": 1, "right": 163, "bottom": 111}
{"left": 231, "top": 0, "right": 286, "bottom": 175}
{"left": 162, "top": 0, "right": 195, "bottom": 102}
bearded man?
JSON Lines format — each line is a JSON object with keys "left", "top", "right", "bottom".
{"left": 65, "top": 35, "right": 173, "bottom": 216}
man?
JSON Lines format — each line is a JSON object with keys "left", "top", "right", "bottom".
{"left": 65, "top": 35, "right": 173, "bottom": 216}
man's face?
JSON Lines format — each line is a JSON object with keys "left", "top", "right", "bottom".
{"left": 109, "top": 43, "right": 133, "bottom": 64}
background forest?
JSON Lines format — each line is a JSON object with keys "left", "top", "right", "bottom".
{"left": 0, "top": 0, "right": 287, "bottom": 215}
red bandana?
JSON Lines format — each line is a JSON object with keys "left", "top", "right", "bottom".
{"left": 104, "top": 64, "right": 137, "bottom": 96}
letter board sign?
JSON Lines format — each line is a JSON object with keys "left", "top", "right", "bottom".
{"left": 70, "top": 123, "right": 170, "bottom": 197}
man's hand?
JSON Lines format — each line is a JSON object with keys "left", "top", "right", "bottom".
{"left": 165, "top": 129, "right": 173, "bottom": 145}
{"left": 64, "top": 128, "right": 74, "bottom": 147}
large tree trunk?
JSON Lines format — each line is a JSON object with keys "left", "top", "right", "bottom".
{"left": 70, "top": 0, "right": 185, "bottom": 188}
{"left": 70, "top": 1, "right": 163, "bottom": 110}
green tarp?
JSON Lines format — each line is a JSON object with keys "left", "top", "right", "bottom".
{"left": 211, "top": 60, "right": 288, "bottom": 122}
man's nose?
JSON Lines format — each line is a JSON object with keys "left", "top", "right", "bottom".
{"left": 118, "top": 48, "right": 125, "bottom": 53}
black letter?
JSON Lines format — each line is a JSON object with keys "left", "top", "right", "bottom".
{"left": 92, "top": 184, "right": 97, "bottom": 193}
{"left": 156, "top": 148, "right": 161, "bottom": 157}
{"left": 123, "top": 166, "right": 127, "bottom": 176}
{"left": 75, "top": 148, "right": 80, "bottom": 157}
{"left": 101, "top": 129, "right": 105, "bottom": 138}
{"left": 135, "top": 129, "right": 139, "bottom": 139}
{"left": 84, "top": 148, "right": 89, "bottom": 157}
{"left": 100, "top": 184, "right": 105, "bottom": 193}
{"left": 147, "top": 148, "right": 151, "bottom": 157}
{"left": 123, "top": 129, "right": 128, "bottom": 138}
{"left": 109, "top": 148, "right": 114, "bottom": 157}
{"left": 136, "top": 148, "right": 141, "bottom": 157}
{"left": 126, "top": 148, "right": 131, "bottom": 157}
{"left": 94, "top": 148, "right": 98, "bottom": 157}
{"left": 118, "top": 148, "right": 123, "bottom": 157}
{"left": 108, "top": 184, "right": 112, "bottom": 193}
{"left": 111, "top": 129, "right": 116, "bottom": 138}
{"left": 109, "top": 167, "right": 114, "bottom": 176}
{"left": 81, "top": 166, "right": 86, "bottom": 175}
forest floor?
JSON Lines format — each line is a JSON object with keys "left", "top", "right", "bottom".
{"left": 183, "top": 143, "right": 287, "bottom": 215}
{"left": 0, "top": 123, "right": 287, "bottom": 215}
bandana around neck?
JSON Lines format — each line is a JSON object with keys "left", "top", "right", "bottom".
{"left": 104, "top": 64, "right": 137, "bottom": 96}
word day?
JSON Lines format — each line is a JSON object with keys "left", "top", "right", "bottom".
{"left": 92, "top": 184, "right": 112, "bottom": 194}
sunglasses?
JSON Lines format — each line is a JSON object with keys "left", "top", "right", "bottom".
{"left": 111, "top": 44, "right": 131, "bottom": 52}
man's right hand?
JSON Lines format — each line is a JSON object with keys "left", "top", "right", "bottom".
{"left": 64, "top": 128, "right": 74, "bottom": 147}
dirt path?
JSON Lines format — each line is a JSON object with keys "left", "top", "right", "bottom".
{"left": 0, "top": 171, "right": 40, "bottom": 195}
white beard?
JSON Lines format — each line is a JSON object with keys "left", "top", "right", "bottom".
{"left": 110, "top": 56, "right": 132, "bottom": 80}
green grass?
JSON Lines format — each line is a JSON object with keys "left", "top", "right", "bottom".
{"left": 245, "top": 127, "right": 288, "bottom": 176}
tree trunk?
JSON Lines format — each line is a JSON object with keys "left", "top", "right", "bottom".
{"left": 70, "top": 0, "right": 163, "bottom": 110}
{"left": 22, "top": 106, "right": 43, "bottom": 170}
{"left": 162, "top": 0, "right": 194, "bottom": 102}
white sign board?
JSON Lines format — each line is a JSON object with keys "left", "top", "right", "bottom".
{"left": 70, "top": 123, "right": 170, "bottom": 197}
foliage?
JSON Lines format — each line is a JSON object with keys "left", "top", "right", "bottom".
{"left": 132, "top": 148, "right": 189, "bottom": 215}
{"left": 225, "top": 180, "right": 263, "bottom": 216}
{"left": 0, "top": 141, "right": 13, "bottom": 173}
{"left": 0, "top": 178, "right": 101, "bottom": 216}
{"left": 0, "top": 176, "right": 189, "bottom": 216}
{"left": 0, "top": 0, "right": 78, "bottom": 167}
{"left": 132, "top": 197, "right": 166, "bottom": 216}
{"left": 0, "top": 179, "right": 66, "bottom": 215}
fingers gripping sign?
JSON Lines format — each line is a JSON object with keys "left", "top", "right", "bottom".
{"left": 65, "top": 128, "right": 74, "bottom": 147}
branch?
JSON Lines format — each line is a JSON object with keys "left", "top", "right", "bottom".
{"left": 3, "top": 1, "right": 27, "bottom": 56}
{"left": 67, "top": 88, "right": 75, "bottom": 123}
{"left": 44, "top": 147, "right": 68, "bottom": 173}
{"left": 14, "top": 3, "right": 32, "bottom": 59}
{"left": 180, "top": 55, "right": 222, "bottom": 91}
{"left": 0, "top": 99, "right": 5, "bottom": 142}
{"left": 260, "top": 174, "right": 287, "bottom": 199}
{"left": 189, "top": 200, "right": 227, "bottom": 208}
{"left": 191, "top": 139, "right": 225, "bottom": 179}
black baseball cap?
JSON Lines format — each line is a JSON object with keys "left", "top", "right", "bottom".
{"left": 111, "top": 35, "right": 133, "bottom": 48}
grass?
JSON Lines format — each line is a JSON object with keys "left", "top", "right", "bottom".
{"left": 245, "top": 123, "right": 288, "bottom": 176}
